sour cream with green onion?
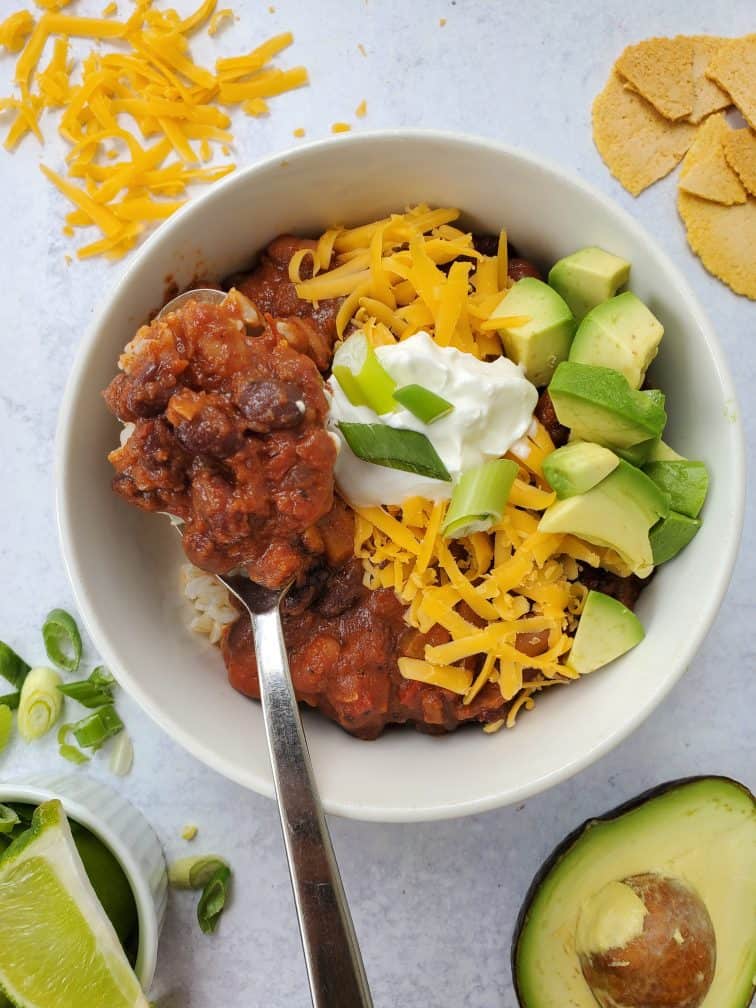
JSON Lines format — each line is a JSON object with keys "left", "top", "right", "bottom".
{"left": 326, "top": 330, "right": 538, "bottom": 506}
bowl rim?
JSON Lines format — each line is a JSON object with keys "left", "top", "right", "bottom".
{"left": 54, "top": 128, "right": 746, "bottom": 822}
{"left": 0, "top": 780, "right": 160, "bottom": 989}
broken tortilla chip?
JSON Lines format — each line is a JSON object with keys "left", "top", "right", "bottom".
{"left": 593, "top": 71, "right": 696, "bottom": 196}
{"left": 678, "top": 190, "right": 756, "bottom": 299}
{"left": 706, "top": 34, "right": 756, "bottom": 130}
{"left": 722, "top": 127, "right": 756, "bottom": 197}
{"left": 688, "top": 36, "right": 732, "bottom": 123}
{"left": 615, "top": 36, "right": 695, "bottom": 121}
{"left": 679, "top": 113, "right": 747, "bottom": 205}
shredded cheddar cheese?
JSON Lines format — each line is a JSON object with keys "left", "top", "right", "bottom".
{"left": 352, "top": 418, "right": 597, "bottom": 729}
{"left": 0, "top": 2, "right": 309, "bottom": 260}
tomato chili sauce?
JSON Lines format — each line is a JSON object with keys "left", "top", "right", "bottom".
{"left": 103, "top": 236, "right": 641, "bottom": 740}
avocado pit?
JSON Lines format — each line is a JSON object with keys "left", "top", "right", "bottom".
{"left": 577, "top": 873, "right": 716, "bottom": 1008}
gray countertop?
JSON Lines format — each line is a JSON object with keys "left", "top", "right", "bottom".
{"left": 0, "top": 1, "right": 753, "bottom": 1005}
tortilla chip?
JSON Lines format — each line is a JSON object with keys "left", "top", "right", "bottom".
{"left": 722, "top": 127, "right": 756, "bottom": 196}
{"left": 679, "top": 113, "right": 747, "bottom": 205}
{"left": 592, "top": 71, "right": 696, "bottom": 196}
{"left": 706, "top": 34, "right": 756, "bottom": 129}
{"left": 678, "top": 191, "right": 756, "bottom": 299}
{"left": 688, "top": 36, "right": 732, "bottom": 123}
{"left": 615, "top": 36, "right": 695, "bottom": 120}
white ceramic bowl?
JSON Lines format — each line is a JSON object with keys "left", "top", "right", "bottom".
{"left": 2, "top": 774, "right": 167, "bottom": 990}
{"left": 56, "top": 130, "right": 744, "bottom": 822}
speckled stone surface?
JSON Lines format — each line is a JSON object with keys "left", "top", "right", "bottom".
{"left": 0, "top": 2, "right": 754, "bottom": 1005}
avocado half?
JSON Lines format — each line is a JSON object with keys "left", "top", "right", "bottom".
{"left": 512, "top": 776, "right": 756, "bottom": 1008}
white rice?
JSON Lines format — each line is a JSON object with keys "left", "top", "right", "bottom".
{"left": 181, "top": 563, "right": 238, "bottom": 645}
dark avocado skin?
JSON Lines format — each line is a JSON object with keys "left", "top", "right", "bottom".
{"left": 511, "top": 775, "right": 756, "bottom": 1008}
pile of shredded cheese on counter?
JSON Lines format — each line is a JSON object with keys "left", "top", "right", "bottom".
{"left": 0, "top": 0, "right": 308, "bottom": 259}
{"left": 302, "top": 206, "right": 624, "bottom": 730}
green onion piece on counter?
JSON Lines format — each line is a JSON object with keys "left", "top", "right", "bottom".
{"left": 393, "top": 384, "right": 454, "bottom": 424}
{"left": 0, "top": 692, "right": 20, "bottom": 711}
{"left": 332, "top": 331, "right": 397, "bottom": 415}
{"left": 338, "top": 422, "right": 452, "bottom": 481}
{"left": 57, "top": 724, "right": 90, "bottom": 765}
{"left": 0, "top": 641, "right": 30, "bottom": 689}
{"left": 442, "top": 459, "right": 519, "bottom": 539}
{"left": 71, "top": 704, "right": 124, "bottom": 751}
{"left": 197, "top": 864, "right": 232, "bottom": 934}
{"left": 0, "top": 804, "right": 20, "bottom": 835}
{"left": 17, "top": 667, "right": 63, "bottom": 742}
{"left": 109, "top": 730, "right": 133, "bottom": 777}
{"left": 42, "top": 609, "right": 82, "bottom": 673}
{"left": 169, "top": 855, "right": 229, "bottom": 890}
{"left": 0, "top": 706, "right": 12, "bottom": 753}
{"left": 58, "top": 666, "right": 115, "bottom": 709}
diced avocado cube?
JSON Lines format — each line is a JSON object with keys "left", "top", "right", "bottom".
{"left": 543, "top": 442, "right": 619, "bottom": 499}
{"left": 548, "top": 247, "right": 630, "bottom": 322}
{"left": 615, "top": 437, "right": 658, "bottom": 466}
{"left": 494, "top": 278, "right": 576, "bottom": 386}
{"left": 643, "top": 460, "right": 709, "bottom": 519}
{"left": 538, "top": 459, "right": 668, "bottom": 578}
{"left": 646, "top": 438, "right": 684, "bottom": 462}
{"left": 650, "top": 511, "right": 701, "bottom": 564}
{"left": 569, "top": 292, "right": 664, "bottom": 389}
{"left": 548, "top": 362, "right": 667, "bottom": 449}
{"left": 568, "top": 590, "right": 644, "bottom": 674}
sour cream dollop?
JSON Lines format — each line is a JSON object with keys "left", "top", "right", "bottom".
{"left": 326, "top": 330, "right": 538, "bottom": 506}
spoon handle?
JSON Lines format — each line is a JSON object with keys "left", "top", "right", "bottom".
{"left": 249, "top": 605, "right": 373, "bottom": 1008}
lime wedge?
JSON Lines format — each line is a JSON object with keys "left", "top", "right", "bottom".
{"left": 0, "top": 800, "right": 148, "bottom": 1008}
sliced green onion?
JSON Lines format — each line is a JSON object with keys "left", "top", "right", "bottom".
{"left": 338, "top": 422, "right": 451, "bottom": 481}
{"left": 169, "top": 855, "right": 229, "bottom": 890}
{"left": 197, "top": 864, "right": 232, "bottom": 934}
{"left": 332, "top": 331, "right": 396, "bottom": 415}
{"left": 442, "top": 459, "right": 519, "bottom": 539}
{"left": 58, "top": 667, "right": 115, "bottom": 709}
{"left": 71, "top": 704, "right": 124, "bottom": 751}
{"left": 57, "top": 724, "right": 90, "bottom": 765}
{"left": 109, "top": 730, "right": 133, "bottom": 777}
{"left": 0, "top": 804, "right": 20, "bottom": 835}
{"left": 42, "top": 609, "right": 82, "bottom": 673}
{"left": 0, "top": 692, "right": 20, "bottom": 711}
{"left": 0, "top": 641, "right": 30, "bottom": 689}
{"left": 393, "top": 384, "right": 454, "bottom": 424}
{"left": 0, "top": 705, "right": 12, "bottom": 753}
{"left": 18, "top": 667, "right": 63, "bottom": 742}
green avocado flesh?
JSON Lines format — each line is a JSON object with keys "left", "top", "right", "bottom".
{"left": 543, "top": 443, "right": 619, "bottom": 499}
{"left": 569, "top": 292, "right": 663, "bottom": 389}
{"left": 514, "top": 777, "right": 756, "bottom": 1008}
{"left": 549, "top": 362, "right": 667, "bottom": 450}
{"left": 538, "top": 459, "right": 668, "bottom": 578}
{"left": 568, "top": 590, "right": 644, "bottom": 674}
{"left": 643, "top": 460, "right": 709, "bottom": 519}
{"left": 548, "top": 247, "right": 630, "bottom": 322}
{"left": 495, "top": 278, "right": 576, "bottom": 386}
{"left": 650, "top": 510, "right": 701, "bottom": 564}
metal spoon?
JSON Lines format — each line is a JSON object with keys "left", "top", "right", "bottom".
{"left": 159, "top": 289, "right": 373, "bottom": 1008}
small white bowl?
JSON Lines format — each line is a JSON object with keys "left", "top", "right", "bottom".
{"left": 1, "top": 774, "right": 166, "bottom": 990}
{"left": 56, "top": 130, "right": 745, "bottom": 822}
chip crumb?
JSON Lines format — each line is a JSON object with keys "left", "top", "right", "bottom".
{"left": 181, "top": 824, "right": 198, "bottom": 841}
{"left": 706, "top": 34, "right": 756, "bottom": 130}
{"left": 688, "top": 36, "right": 732, "bottom": 123}
{"left": 64, "top": 254, "right": 72, "bottom": 265}
{"left": 268, "top": 4, "right": 275, "bottom": 11}
{"left": 615, "top": 36, "right": 695, "bottom": 121}
{"left": 357, "top": 43, "right": 367, "bottom": 57}
{"left": 355, "top": 99, "right": 367, "bottom": 118}
{"left": 439, "top": 17, "right": 447, "bottom": 26}
{"left": 679, "top": 113, "right": 747, "bottom": 205}
{"left": 592, "top": 70, "right": 696, "bottom": 196}
{"left": 678, "top": 190, "right": 756, "bottom": 299}
{"left": 293, "top": 127, "right": 306, "bottom": 138}
{"left": 331, "top": 122, "right": 351, "bottom": 134}
{"left": 722, "top": 126, "right": 756, "bottom": 196}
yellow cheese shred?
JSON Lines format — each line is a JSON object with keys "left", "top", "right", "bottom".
{"left": 0, "top": 3, "right": 309, "bottom": 260}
